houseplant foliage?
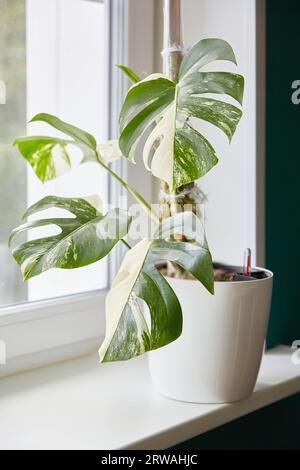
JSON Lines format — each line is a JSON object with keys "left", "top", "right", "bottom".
{"left": 119, "top": 38, "right": 243, "bottom": 190}
{"left": 10, "top": 38, "right": 244, "bottom": 362}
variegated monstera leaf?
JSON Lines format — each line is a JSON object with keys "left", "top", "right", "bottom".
{"left": 9, "top": 195, "right": 131, "bottom": 280}
{"left": 13, "top": 114, "right": 122, "bottom": 182}
{"left": 99, "top": 211, "right": 214, "bottom": 362}
{"left": 119, "top": 38, "right": 244, "bottom": 190}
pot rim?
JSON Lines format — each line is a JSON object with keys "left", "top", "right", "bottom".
{"left": 167, "top": 267, "right": 273, "bottom": 286}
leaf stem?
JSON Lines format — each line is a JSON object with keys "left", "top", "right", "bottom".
{"left": 121, "top": 239, "right": 132, "bottom": 250}
{"left": 96, "top": 153, "right": 160, "bottom": 223}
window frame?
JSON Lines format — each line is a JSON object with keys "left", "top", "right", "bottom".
{"left": 0, "top": 0, "right": 155, "bottom": 377}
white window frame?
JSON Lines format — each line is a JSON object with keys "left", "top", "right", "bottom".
{"left": 0, "top": 0, "right": 154, "bottom": 378}
{"left": 26, "top": 0, "right": 109, "bottom": 301}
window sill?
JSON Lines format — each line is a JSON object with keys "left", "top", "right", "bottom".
{"left": 0, "top": 289, "right": 106, "bottom": 377}
{"left": 0, "top": 345, "right": 299, "bottom": 450}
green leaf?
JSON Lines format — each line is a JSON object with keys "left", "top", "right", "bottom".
{"left": 13, "top": 136, "right": 72, "bottom": 183}
{"left": 117, "top": 65, "right": 142, "bottom": 84}
{"left": 99, "top": 212, "right": 214, "bottom": 363}
{"left": 119, "top": 76, "right": 175, "bottom": 162}
{"left": 14, "top": 114, "right": 99, "bottom": 183}
{"left": 119, "top": 39, "right": 244, "bottom": 190}
{"left": 179, "top": 38, "right": 237, "bottom": 79}
{"left": 119, "top": 75, "right": 175, "bottom": 138}
{"left": 9, "top": 195, "right": 131, "bottom": 281}
{"left": 173, "top": 123, "right": 218, "bottom": 188}
{"left": 30, "top": 113, "right": 97, "bottom": 150}
{"left": 180, "top": 72, "right": 244, "bottom": 105}
{"left": 180, "top": 96, "right": 242, "bottom": 142}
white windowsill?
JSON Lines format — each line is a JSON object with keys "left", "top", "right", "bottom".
{"left": 0, "top": 345, "right": 299, "bottom": 450}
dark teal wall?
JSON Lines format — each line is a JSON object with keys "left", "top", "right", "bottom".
{"left": 173, "top": 393, "right": 300, "bottom": 450}
{"left": 266, "top": 0, "right": 300, "bottom": 347}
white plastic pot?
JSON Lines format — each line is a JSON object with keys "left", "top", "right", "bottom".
{"left": 148, "top": 268, "right": 273, "bottom": 403}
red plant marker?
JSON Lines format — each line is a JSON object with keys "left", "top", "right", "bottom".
{"left": 244, "top": 248, "right": 251, "bottom": 276}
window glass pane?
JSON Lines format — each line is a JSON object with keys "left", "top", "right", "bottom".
{"left": 0, "top": 0, "right": 109, "bottom": 307}
{"left": 0, "top": 0, "right": 27, "bottom": 305}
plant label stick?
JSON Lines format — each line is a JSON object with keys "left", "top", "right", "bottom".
{"left": 244, "top": 248, "right": 251, "bottom": 276}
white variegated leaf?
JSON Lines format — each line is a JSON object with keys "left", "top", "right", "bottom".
{"left": 97, "top": 139, "right": 123, "bottom": 165}
{"left": 143, "top": 102, "right": 176, "bottom": 187}
{"left": 14, "top": 114, "right": 98, "bottom": 183}
{"left": 82, "top": 195, "right": 103, "bottom": 213}
{"left": 119, "top": 38, "right": 244, "bottom": 190}
{"left": 13, "top": 136, "right": 72, "bottom": 182}
{"left": 99, "top": 212, "right": 214, "bottom": 363}
{"left": 99, "top": 239, "right": 152, "bottom": 362}
{"left": 9, "top": 195, "right": 131, "bottom": 280}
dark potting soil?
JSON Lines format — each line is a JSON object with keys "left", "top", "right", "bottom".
{"left": 158, "top": 262, "right": 269, "bottom": 282}
{"left": 213, "top": 262, "right": 268, "bottom": 282}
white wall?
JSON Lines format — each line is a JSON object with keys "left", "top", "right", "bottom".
{"left": 125, "top": 0, "right": 155, "bottom": 242}
{"left": 182, "top": 0, "right": 257, "bottom": 266}
{"left": 153, "top": 0, "right": 262, "bottom": 267}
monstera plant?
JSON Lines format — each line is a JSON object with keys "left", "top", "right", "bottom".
{"left": 9, "top": 38, "right": 244, "bottom": 362}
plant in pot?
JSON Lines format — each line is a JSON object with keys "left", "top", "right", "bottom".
{"left": 9, "top": 0, "right": 273, "bottom": 403}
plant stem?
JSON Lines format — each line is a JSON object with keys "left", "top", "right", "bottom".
{"left": 96, "top": 154, "right": 160, "bottom": 223}
{"left": 121, "top": 238, "right": 131, "bottom": 250}
{"left": 162, "top": 0, "right": 199, "bottom": 279}
{"left": 163, "top": 0, "right": 184, "bottom": 82}
{"left": 162, "top": 0, "right": 197, "bottom": 220}
{"left": 95, "top": 154, "right": 133, "bottom": 252}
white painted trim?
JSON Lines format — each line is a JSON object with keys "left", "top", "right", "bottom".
{"left": 0, "top": 289, "right": 106, "bottom": 378}
{"left": 107, "top": 0, "right": 128, "bottom": 282}
{"left": 1, "top": 338, "right": 101, "bottom": 379}
{"left": 0, "top": 346, "right": 299, "bottom": 449}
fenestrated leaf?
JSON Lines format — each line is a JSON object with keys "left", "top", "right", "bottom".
{"left": 99, "top": 212, "right": 214, "bottom": 363}
{"left": 173, "top": 124, "right": 218, "bottom": 188}
{"left": 180, "top": 96, "right": 242, "bottom": 142}
{"left": 180, "top": 72, "right": 244, "bottom": 105}
{"left": 118, "top": 38, "right": 244, "bottom": 190}
{"left": 117, "top": 65, "right": 142, "bottom": 84}
{"left": 9, "top": 195, "right": 131, "bottom": 281}
{"left": 119, "top": 75, "right": 176, "bottom": 162}
{"left": 179, "top": 38, "right": 237, "bottom": 79}
{"left": 14, "top": 114, "right": 99, "bottom": 183}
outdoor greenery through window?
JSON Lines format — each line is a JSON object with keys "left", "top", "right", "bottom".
{"left": 0, "top": 0, "right": 109, "bottom": 306}
{"left": 0, "top": 0, "right": 26, "bottom": 305}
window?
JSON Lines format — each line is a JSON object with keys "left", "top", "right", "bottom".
{"left": 0, "top": 0, "right": 27, "bottom": 306}
{"left": 0, "top": 0, "right": 110, "bottom": 306}
{"left": 0, "top": 0, "right": 154, "bottom": 377}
